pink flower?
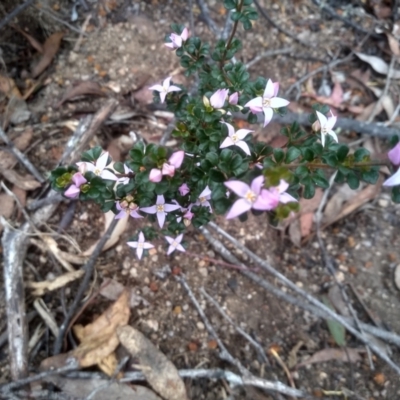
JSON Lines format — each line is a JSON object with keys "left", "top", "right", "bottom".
{"left": 165, "top": 27, "right": 189, "bottom": 49}
{"left": 149, "top": 77, "right": 181, "bottom": 103}
{"left": 388, "top": 142, "right": 400, "bottom": 166}
{"left": 64, "top": 172, "right": 87, "bottom": 199}
{"left": 178, "top": 183, "right": 190, "bottom": 196}
{"left": 224, "top": 176, "right": 275, "bottom": 219}
{"left": 149, "top": 168, "right": 163, "bottom": 183}
{"left": 140, "top": 195, "right": 181, "bottom": 228}
{"left": 165, "top": 234, "right": 185, "bottom": 255}
{"left": 316, "top": 110, "right": 338, "bottom": 147}
{"left": 127, "top": 232, "right": 154, "bottom": 260}
{"left": 220, "top": 122, "right": 253, "bottom": 156}
{"left": 245, "top": 79, "right": 289, "bottom": 127}
{"left": 259, "top": 180, "right": 298, "bottom": 210}
{"left": 383, "top": 168, "right": 400, "bottom": 187}
{"left": 149, "top": 151, "right": 185, "bottom": 182}
{"left": 115, "top": 197, "right": 143, "bottom": 219}
{"left": 195, "top": 186, "right": 212, "bottom": 210}
{"left": 229, "top": 92, "right": 239, "bottom": 105}
{"left": 77, "top": 152, "right": 117, "bottom": 181}
{"left": 210, "top": 89, "right": 229, "bottom": 109}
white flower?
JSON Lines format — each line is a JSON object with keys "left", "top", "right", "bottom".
{"left": 127, "top": 232, "right": 154, "bottom": 260}
{"left": 316, "top": 110, "right": 338, "bottom": 147}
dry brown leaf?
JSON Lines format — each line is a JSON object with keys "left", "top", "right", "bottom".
{"left": 83, "top": 211, "right": 129, "bottom": 256}
{"left": 323, "top": 178, "right": 383, "bottom": 228}
{"left": 55, "top": 81, "right": 107, "bottom": 108}
{"left": 5, "top": 96, "right": 31, "bottom": 125}
{"left": 72, "top": 290, "right": 130, "bottom": 371}
{"left": 0, "top": 75, "right": 22, "bottom": 98}
{"left": 355, "top": 52, "right": 400, "bottom": 79}
{"left": 300, "top": 212, "right": 314, "bottom": 237}
{"left": 118, "top": 325, "right": 188, "bottom": 400}
{"left": 297, "top": 348, "right": 364, "bottom": 368}
{"left": 0, "top": 128, "right": 33, "bottom": 170}
{"left": 0, "top": 193, "right": 15, "bottom": 233}
{"left": 27, "top": 270, "right": 84, "bottom": 296}
{"left": 323, "top": 185, "right": 356, "bottom": 223}
{"left": 288, "top": 219, "right": 301, "bottom": 247}
{"left": 11, "top": 24, "right": 44, "bottom": 53}
{"left": 31, "top": 31, "right": 64, "bottom": 78}
{"left": 328, "top": 285, "right": 350, "bottom": 317}
{"left": 43, "top": 376, "right": 162, "bottom": 400}
{"left": 12, "top": 185, "right": 26, "bottom": 208}
{"left": 0, "top": 169, "right": 41, "bottom": 191}
{"left": 287, "top": 340, "right": 304, "bottom": 369}
{"left": 98, "top": 352, "right": 119, "bottom": 377}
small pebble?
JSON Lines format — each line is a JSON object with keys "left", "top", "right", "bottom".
{"left": 197, "top": 322, "right": 205, "bottom": 330}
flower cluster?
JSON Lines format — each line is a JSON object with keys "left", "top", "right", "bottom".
{"left": 50, "top": 3, "right": 397, "bottom": 261}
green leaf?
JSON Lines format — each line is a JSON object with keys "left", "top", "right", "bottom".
{"left": 303, "top": 177, "right": 315, "bottom": 199}
{"left": 206, "top": 152, "right": 219, "bottom": 166}
{"left": 354, "top": 148, "right": 370, "bottom": 162}
{"left": 312, "top": 174, "right": 329, "bottom": 188}
{"left": 392, "top": 185, "right": 400, "bottom": 203}
{"left": 209, "top": 169, "right": 225, "bottom": 183}
{"left": 273, "top": 148, "right": 284, "bottom": 164}
{"left": 336, "top": 145, "right": 349, "bottom": 162}
{"left": 224, "top": 0, "right": 236, "bottom": 9}
{"left": 323, "top": 297, "right": 346, "bottom": 346}
{"left": 285, "top": 147, "right": 301, "bottom": 163}
{"left": 361, "top": 168, "right": 379, "bottom": 184}
{"left": 295, "top": 165, "right": 309, "bottom": 179}
{"left": 302, "top": 148, "right": 314, "bottom": 162}
{"left": 347, "top": 172, "right": 360, "bottom": 189}
{"left": 113, "top": 162, "right": 125, "bottom": 174}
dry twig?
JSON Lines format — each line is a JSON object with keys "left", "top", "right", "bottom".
{"left": 206, "top": 222, "right": 400, "bottom": 374}
{"left": 177, "top": 275, "right": 307, "bottom": 398}
{"left": 0, "top": 0, "right": 36, "bottom": 31}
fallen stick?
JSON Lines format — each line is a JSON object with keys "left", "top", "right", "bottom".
{"left": 1, "top": 99, "right": 118, "bottom": 382}
{"left": 203, "top": 223, "right": 400, "bottom": 374}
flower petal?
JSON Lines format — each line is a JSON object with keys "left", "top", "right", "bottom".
{"left": 168, "top": 85, "right": 181, "bottom": 93}
{"left": 328, "top": 130, "right": 338, "bottom": 143}
{"left": 169, "top": 150, "right": 185, "bottom": 168}
{"left": 163, "top": 77, "right": 172, "bottom": 89}
{"left": 316, "top": 111, "right": 328, "bottom": 127}
{"left": 100, "top": 170, "right": 118, "bottom": 180}
{"left": 383, "top": 168, "right": 400, "bottom": 186}
{"left": 245, "top": 97, "right": 263, "bottom": 110}
{"left": 280, "top": 192, "right": 298, "bottom": 204}
{"left": 226, "top": 198, "right": 252, "bottom": 219}
{"left": 115, "top": 209, "right": 127, "bottom": 219}
{"left": 236, "top": 140, "right": 251, "bottom": 155}
{"left": 143, "top": 242, "right": 154, "bottom": 250}
{"left": 326, "top": 115, "right": 337, "bottom": 131}
{"left": 96, "top": 152, "right": 109, "bottom": 171}
{"left": 149, "top": 168, "right": 163, "bottom": 182}
{"left": 127, "top": 241, "right": 138, "bottom": 249}
{"left": 250, "top": 175, "right": 264, "bottom": 194}
{"left": 269, "top": 97, "right": 290, "bottom": 108}
{"left": 263, "top": 107, "right": 273, "bottom": 127}
{"left": 220, "top": 137, "right": 234, "bottom": 148}
{"left": 136, "top": 246, "right": 143, "bottom": 260}
{"left": 140, "top": 205, "right": 157, "bottom": 214}
{"left": 162, "top": 163, "right": 175, "bottom": 177}
{"left": 277, "top": 179, "right": 289, "bottom": 193}
{"left": 224, "top": 180, "right": 250, "bottom": 197}
{"left": 165, "top": 236, "right": 174, "bottom": 245}
{"left": 389, "top": 142, "right": 400, "bottom": 166}
{"left": 236, "top": 129, "right": 253, "bottom": 139}
{"left": 221, "top": 121, "right": 235, "bottom": 137}
{"left": 159, "top": 91, "right": 167, "bottom": 103}
{"left": 263, "top": 79, "right": 275, "bottom": 98}
{"left": 156, "top": 211, "right": 166, "bottom": 228}
{"left": 149, "top": 84, "right": 164, "bottom": 92}
{"left": 64, "top": 185, "right": 80, "bottom": 199}
{"left": 156, "top": 195, "right": 165, "bottom": 205}
{"left": 164, "top": 203, "right": 181, "bottom": 212}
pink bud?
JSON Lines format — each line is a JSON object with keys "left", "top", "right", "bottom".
{"left": 162, "top": 163, "right": 175, "bottom": 177}
{"left": 178, "top": 183, "right": 190, "bottom": 196}
{"left": 388, "top": 142, "right": 400, "bottom": 166}
{"left": 71, "top": 172, "right": 87, "bottom": 187}
{"left": 64, "top": 185, "right": 80, "bottom": 199}
{"left": 229, "top": 92, "right": 239, "bottom": 105}
{"left": 183, "top": 209, "right": 194, "bottom": 220}
{"left": 149, "top": 168, "right": 163, "bottom": 182}
{"left": 181, "top": 27, "right": 189, "bottom": 41}
{"left": 210, "top": 89, "right": 229, "bottom": 109}
{"left": 168, "top": 150, "right": 184, "bottom": 168}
